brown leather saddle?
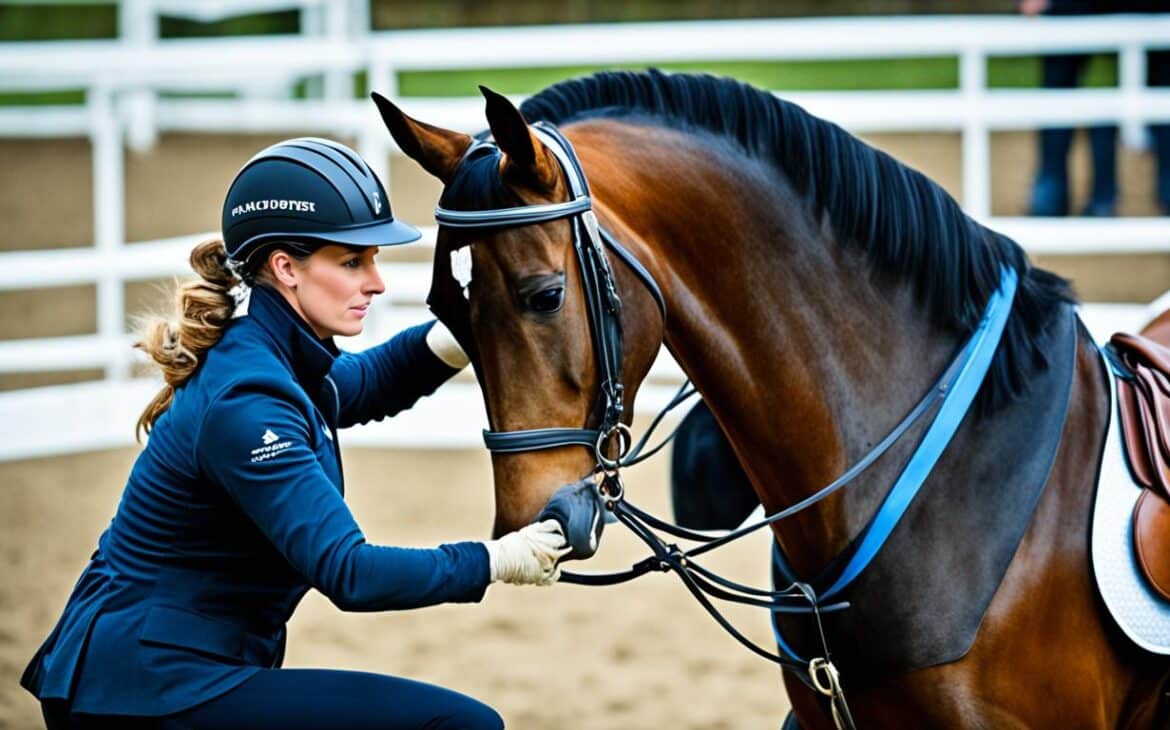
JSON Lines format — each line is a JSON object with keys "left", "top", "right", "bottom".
{"left": 1110, "top": 325, "right": 1170, "bottom": 601}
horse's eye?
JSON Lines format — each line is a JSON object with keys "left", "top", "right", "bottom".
{"left": 526, "top": 286, "right": 565, "bottom": 314}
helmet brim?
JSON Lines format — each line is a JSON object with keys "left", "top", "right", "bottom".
{"left": 225, "top": 220, "right": 425, "bottom": 274}
{"left": 303, "top": 218, "right": 423, "bottom": 247}
{"left": 237, "top": 218, "right": 423, "bottom": 256}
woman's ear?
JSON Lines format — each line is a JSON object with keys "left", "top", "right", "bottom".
{"left": 268, "top": 250, "right": 300, "bottom": 289}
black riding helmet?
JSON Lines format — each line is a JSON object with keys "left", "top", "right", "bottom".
{"left": 222, "top": 137, "right": 420, "bottom": 276}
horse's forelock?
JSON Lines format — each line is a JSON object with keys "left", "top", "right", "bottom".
{"left": 439, "top": 143, "right": 518, "bottom": 213}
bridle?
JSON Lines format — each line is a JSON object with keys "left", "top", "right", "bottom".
{"left": 435, "top": 122, "right": 665, "bottom": 477}
{"left": 433, "top": 122, "right": 1019, "bottom": 725}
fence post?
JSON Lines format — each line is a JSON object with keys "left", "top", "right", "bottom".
{"left": 323, "top": 0, "right": 352, "bottom": 104}
{"left": 960, "top": 47, "right": 991, "bottom": 218}
{"left": 120, "top": 0, "right": 158, "bottom": 151}
{"left": 1119, "top": 42, "right": 1147, "bottom": 150}
{"left": 89, "top": 85, "right": 130, "bottom": 381}
{"left": 361, "top": 57, "right": 397, "bottom": 192}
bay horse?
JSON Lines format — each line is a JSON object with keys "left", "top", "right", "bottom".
{"left": 373, "top": 71, "right": 1170, "bottom": 727}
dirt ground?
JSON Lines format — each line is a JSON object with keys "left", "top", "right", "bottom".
{"left": 0, "top": 444, "right": 789, "bottom": 730}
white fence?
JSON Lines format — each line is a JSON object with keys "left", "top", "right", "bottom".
{"left": 2, "top": 12, "right": 1170, "bottom": 460}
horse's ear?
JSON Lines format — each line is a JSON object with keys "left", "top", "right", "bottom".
{"left": 480, "top": 86, "right": 559, "bottom": 191}
{"left": 371, "top": 91, "right": 470, "bottom": 183}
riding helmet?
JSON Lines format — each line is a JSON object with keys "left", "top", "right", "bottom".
{"left": 221, "top": 137, "right": 420, "bottom": 270}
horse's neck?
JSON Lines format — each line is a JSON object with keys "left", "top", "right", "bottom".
{"left": 579, "top": 123, "right": 961, "bottom": 575}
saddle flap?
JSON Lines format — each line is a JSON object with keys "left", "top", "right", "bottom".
{"left": 1113, "top": 332, "right": 1170, "bottom": 373}
{"left": 1134, "top": 367, "right": 1170, "bottom": 468}
{"left": 1110, "top": 333, "right": 1170, "bottom": 498}
{"left": 1134, "top": 489, "right": 1170, "bottom": 602}
{"left": 1117, "top": 378, "right": 1156, "bottom": 490}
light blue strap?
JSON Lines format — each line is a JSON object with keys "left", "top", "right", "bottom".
{"left": 821, "top": 266, "right": 1018, "bottom": 601}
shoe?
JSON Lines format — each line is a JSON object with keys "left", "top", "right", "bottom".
{"left": 1030, "top": 178, "right": 1068, "bottom": 217}
{"left": 1080, "top": 199, "right": 1117, "bottom": 217}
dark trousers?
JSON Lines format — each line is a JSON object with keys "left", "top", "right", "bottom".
{"left": 1150, "top": 50, "right": 1170, "bottom": 209}
{"left": 42, "top": 669, "right": 504, "bottom": 730}
{"left": 1034, "top": 48, "right": 1170, "bottom": 214}
{"left": 1034, "top": 53, "right": 1118, "bottom": 213}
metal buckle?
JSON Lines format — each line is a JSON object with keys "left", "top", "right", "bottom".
{"left": 809, "top": 657, "right": 839, "bottom": 696}
{"left": 808, "top": 657, "right": 855, "bottom": 730}
{"left": 595, "top": 423, "right": 632, "bottom": 470}
{"left": 597, "top": 470, "right": 624, "bottom": 504}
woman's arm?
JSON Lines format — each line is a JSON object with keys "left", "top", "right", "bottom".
{"left": 329, "top": 321, "right": 461, "bottom": 428}
{"left": 196, "top": 382, "right": 489, "bottom": 611}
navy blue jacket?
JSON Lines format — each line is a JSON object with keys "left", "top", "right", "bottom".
{"left": 21, "top": 285, "right": 490, "bottom": 717}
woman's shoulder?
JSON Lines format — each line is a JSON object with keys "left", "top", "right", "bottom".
{"left": 180, "top": 341, "right": 306, "bottom": 430}
{"left": 196, "top": 322, "right": 299, "bottom": 394}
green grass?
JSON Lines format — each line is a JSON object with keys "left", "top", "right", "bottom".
{"left": 0, "top": 4, "right": 117, "bottom": 41}
{"left": 0, "top": 90, "right": 86, "bottom": 106}
{"left": 396, "top": 55, "right": 1120, "bottom": 97}
{"left": 988, "top": 54, "right": 1118, "bottom": 88}
{"left": 0, "top": 4, "right": 298, "bottom": 40}
{"left": 397, "top": 57, "right": 961, "bottom": 96}
{"left": 3, "top": 55, "right": 1121, "bottom": 108}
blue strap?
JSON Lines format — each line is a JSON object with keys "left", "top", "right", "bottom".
{"left": 820, "top": 265, "right": 1018, "bottom": 601}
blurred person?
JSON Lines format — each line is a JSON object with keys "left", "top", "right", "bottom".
{"left": 19, "top": 138, "right": 568, "bottom": 730}
{"left": 1021, "top": 0, "right": 1170, "bottom": 216}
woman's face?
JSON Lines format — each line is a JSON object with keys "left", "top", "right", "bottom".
{"left": 275, "top": 244, "right": 386, "bottom": 339}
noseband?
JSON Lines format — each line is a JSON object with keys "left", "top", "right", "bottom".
{"left": 434, "top": 123, "right": 665, "bottom": 472}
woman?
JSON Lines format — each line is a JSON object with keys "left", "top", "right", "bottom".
{"left": 20, "top": 138, "right": 567, "bottom": 729}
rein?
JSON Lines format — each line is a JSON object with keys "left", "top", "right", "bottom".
{"left": 433, "top": 123, "right": 1019, "bottom": 712}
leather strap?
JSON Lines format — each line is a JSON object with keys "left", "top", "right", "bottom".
{"left": 435, "top": 197, "right": 592, "bottom": 229}
{"left": 482, "top": 427, "right": 600, "bottom": 454}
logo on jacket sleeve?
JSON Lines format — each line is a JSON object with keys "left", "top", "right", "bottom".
{"left": 251, "top": 429, "right": 292, "bottom": 463}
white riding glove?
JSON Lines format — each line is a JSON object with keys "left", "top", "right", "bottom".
{"left": 485, "top": 520, "right": 571, "bottom": 586}
{"left": 426, "top": 321, "right": 470, "bottom": 370}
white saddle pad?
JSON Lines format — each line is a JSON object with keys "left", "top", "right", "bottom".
{"left": 1090, "top": 350, "right": 1170, "bottom": 654}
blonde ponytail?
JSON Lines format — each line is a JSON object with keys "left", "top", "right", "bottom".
{"left": 135, "top": 239, "right": 239, "bottom": 440}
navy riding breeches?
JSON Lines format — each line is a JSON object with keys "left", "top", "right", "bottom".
{"left": 42, "top": 669, "right": 504, "bottom": 730}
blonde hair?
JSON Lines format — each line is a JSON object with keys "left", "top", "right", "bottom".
{"left": 134, "top": 239, "right": 239, "bottom": 440}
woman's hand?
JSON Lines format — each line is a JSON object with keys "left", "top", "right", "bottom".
{"left": 485, "top": 520, "right": 570, "bottom": 586}
{"left": 426, "top": 321, "right": 470, "bottom": 369}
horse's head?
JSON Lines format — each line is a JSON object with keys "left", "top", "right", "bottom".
{"left": 373, "top": 89, "right": 663, "bottom": 537}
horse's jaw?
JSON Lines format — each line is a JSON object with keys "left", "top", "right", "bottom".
{"left": 488, "top": 447, "right": 598, "bottom": 537}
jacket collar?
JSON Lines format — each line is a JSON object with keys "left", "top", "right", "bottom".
{"left": 244, "top": 285, "right": 339, "bottom": 388}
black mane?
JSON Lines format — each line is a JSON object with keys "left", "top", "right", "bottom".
{"left": 519, "top": 69, "right": 1075, "bottom": 412}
